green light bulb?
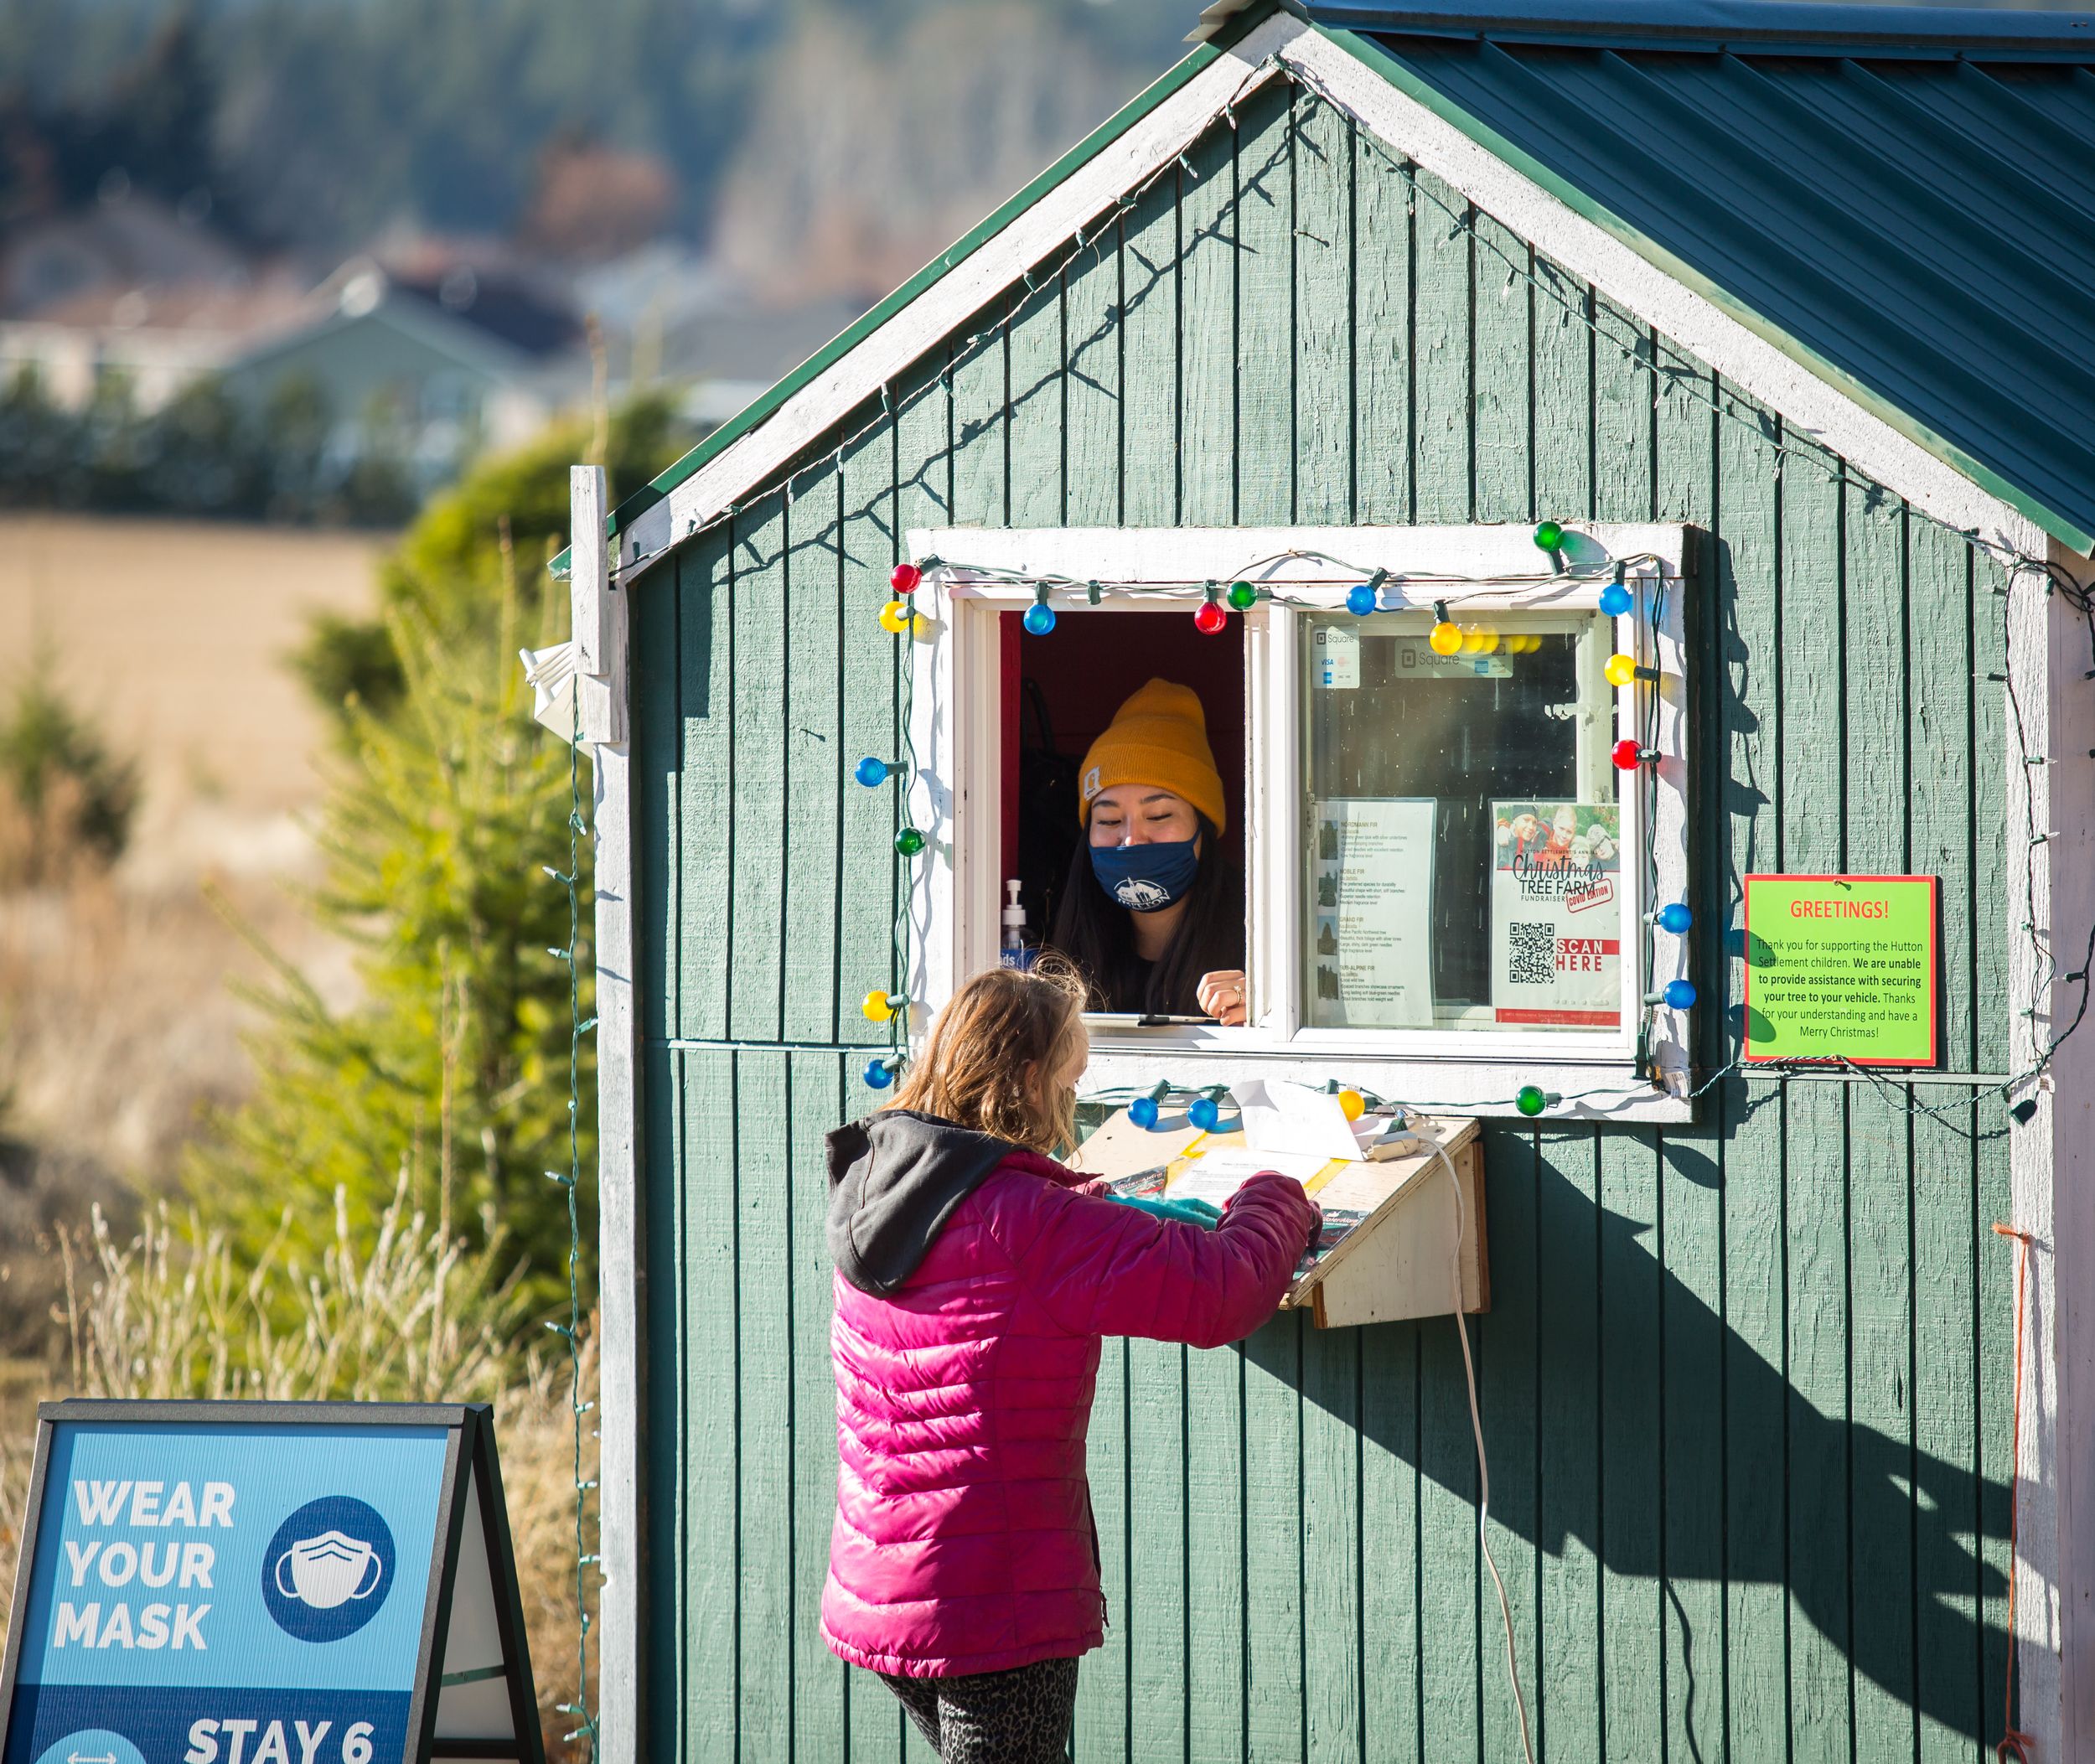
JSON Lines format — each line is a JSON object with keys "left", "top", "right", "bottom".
{"left": 1227, "top": 581, "right": 1258, "bottom": 611}
{"left": 895, "top": 826, "right": 926, "bottom": 858}
{"left": 1516, "top": 1084, "right": 1548, "bottom": 1118}
{"left": 1534, "top": 520, "right": 1565, "bottom": 552}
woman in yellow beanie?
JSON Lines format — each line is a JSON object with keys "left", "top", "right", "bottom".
{"left": 1046, "top": 679, "right": 1247, "bottom": 1024}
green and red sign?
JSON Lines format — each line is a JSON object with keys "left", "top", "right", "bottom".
{"left": 1741, "top": 874, "right": 1938, "bottom": 1066}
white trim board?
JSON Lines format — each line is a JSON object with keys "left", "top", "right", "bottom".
{"left": 2009, "top": 540, "right": 2095, "bottom": 1762}
{"left": 572, "top": 475, "right": 641, "bottom": 1764}
{"left": 616, "top": 10, "right": 2040, "bottom": 587}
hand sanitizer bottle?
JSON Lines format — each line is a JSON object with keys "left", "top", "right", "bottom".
{"left": 1001, "top": 879, "right": 1035, "bottom": 970}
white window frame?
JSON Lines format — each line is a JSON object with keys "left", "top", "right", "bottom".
{"left": 902, "top": 524, "right": 1694, "bottom": 1122}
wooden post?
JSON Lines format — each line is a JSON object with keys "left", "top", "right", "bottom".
{"left": 576, "top": 462, "right": 640, "bottom": 1764}
{"left": 570, "top": 465, "right": 626, "bottom": 747}
{"left": 2012, "top": 535, "right": 2095, "bottom": 1761}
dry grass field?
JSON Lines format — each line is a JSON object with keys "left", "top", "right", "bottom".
{"left": 0, "top": 515, "right": 385, "bottom": 845}
{"left": 0, "top": 515, "right": 384, "bottom": 1352}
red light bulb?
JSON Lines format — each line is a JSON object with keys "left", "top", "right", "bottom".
{"left": 1193, "top": 600, "right": 1228, "bottom": 635}
{"left": 1611, "top": 737, "right": 1644, "bottom": 771}
{"left": 889, "top": 561, "right": 922, "bottom": 595}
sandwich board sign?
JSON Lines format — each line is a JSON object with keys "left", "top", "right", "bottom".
{"left": 0, "top": 1402, "right": 544, "bottom": 1764}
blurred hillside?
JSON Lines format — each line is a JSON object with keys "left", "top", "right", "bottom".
{"left": 0, "top": 0, "right": 1194, "bottom": 293}
{"left": 0, "top": 0, "right": 1198, "bottom": 513}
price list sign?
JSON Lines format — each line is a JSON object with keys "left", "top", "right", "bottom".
{"left": 1742, "top": 874, "right": 1938, "bottom": 1066}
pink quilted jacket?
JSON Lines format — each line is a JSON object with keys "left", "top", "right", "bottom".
{"left": 820, "top": 1122, "right": 1317, "bottom": 1679}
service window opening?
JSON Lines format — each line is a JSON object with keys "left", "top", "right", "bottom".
{"left": 999, "top": 608, "right": 1246, "bottom": 1011}
{"left": 1302, "top": 610, "right": 1618, "bottom": 1034}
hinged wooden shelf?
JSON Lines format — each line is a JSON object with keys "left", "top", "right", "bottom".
{"left": 1071, "top": 1112, "right": 1488, "bottom": 1331}
{"left": 1277, "top": 1116, "right": 1487, "bottom": 1330}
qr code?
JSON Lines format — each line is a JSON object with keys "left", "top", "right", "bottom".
{"left": 1508, "top": 922, "right": 1556, "bottom": 985}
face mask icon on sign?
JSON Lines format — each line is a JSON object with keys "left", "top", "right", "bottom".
{"left": 274, "top": 1531, "right": 383, "bottom": 1609}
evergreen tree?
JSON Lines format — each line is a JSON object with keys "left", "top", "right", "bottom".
{"left": 189, "top": 395, "right": 693, "bottom": 1313}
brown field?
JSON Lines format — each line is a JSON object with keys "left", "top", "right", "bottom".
{"left": 0, "top": 515, "right": 386, "bottom": 856}
{"left": 0, "top": 516, "right": 386, "bottom": 1353}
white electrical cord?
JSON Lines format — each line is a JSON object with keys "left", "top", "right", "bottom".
{"left": 1427, "top": 1136, "right": 1537, "bottom": 1764}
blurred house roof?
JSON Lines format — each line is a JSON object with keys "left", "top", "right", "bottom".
{"left": 221, "top": 256, "right": 587, "bottom": 438}
{"left": 0, "top": 197, "right": 256, "bottom": 320}
{"left": 572, "top": 242, "right": 868, "bottom": 424}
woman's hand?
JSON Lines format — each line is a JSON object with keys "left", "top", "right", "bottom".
{"left": 1197, "top": 970, "right": 1249, "bottom": 1026}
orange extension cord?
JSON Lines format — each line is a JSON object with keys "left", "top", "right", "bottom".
{"left": 1993, "top": 1219, "right": 2036, "bottom": 1764}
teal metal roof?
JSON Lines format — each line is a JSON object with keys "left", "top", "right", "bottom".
{"left": 1309, "top": 2, "right": 2095, "bottom": 550}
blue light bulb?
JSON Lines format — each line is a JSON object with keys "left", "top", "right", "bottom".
{"left": 1129, "top": 1095, "right": 1159, "bottom": 1130}
{"left": 854, "top": 757, "right": 891, "bottom": 789}
{"left": 1657, "top": 902, "right": 1693, "bottom": 935}
{"left": 1599, "top": 582, "right": 1633, "bottom": 618}
{"left": 1188, "top": 1095, "right": 1221, "bottom": 1133}
{"left": 1663, "top": 979, "right": 1697, "bottom": 1011}
{"left": 1023, "top": 601, "right": 1057, "bottom": 635}
{"left": 1346, "top": 584, "right": 1376, "bottom": 617}
{"left": 863, "top": 1057, "right": 897, "bottom": 1089}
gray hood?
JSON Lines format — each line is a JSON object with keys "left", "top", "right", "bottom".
{"left": 825, "top": 1110, "right": 1016, "bottom": 1295}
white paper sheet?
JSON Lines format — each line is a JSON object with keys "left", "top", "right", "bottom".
{"left": 1166, "top": 1146, "right": 1333, "bottom": 1208}
{"left": 1309, "top": 797, "right": 1437, "bottom": 1028}
{"left": 1233, "top": 1079, "right": 1365, "bottom": 1161}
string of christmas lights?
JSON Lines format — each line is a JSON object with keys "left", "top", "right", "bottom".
{"left": 546, "top": 699, "right": 599, "bottom": 1761}
{"left": 848, "top": 525, "right": 1692, "bottom": 1115}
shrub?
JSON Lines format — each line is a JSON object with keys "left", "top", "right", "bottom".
{"left": 0, "top": 672, "right": 139, "bottom": 885}
{"left": 60, "top": 1175, "right": 520, "bottom": 1403}
{"left": 187, "top": 556, "right": 593, "bottom": 1315}
{"left": 193, "top": 393, "right": 697, "bottom": 1307}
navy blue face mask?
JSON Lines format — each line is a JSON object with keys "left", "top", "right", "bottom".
{"left": 1090, "top": 838, "right": 1201, "bottom": 913}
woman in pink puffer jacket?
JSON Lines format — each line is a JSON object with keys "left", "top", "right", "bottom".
{"left": 823, "top": 964, "right": 1319, "bottom": 1761}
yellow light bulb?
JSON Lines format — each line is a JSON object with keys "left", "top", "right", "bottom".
{"left": 1604, "top": 651, "right": 1638, "bottom": 688}
{"left": 1337, "top": 1089, "right": 1365, "bottom": 1123}
{"left": 861, "top": 990, "right": 896, "bottom": 1023}
{"left": 878, "top": 599, "right": 922, "bottom": 636}
{"left": 1460, "top": 626, "right": 1486, "bottom": 654}
{"left": 1430, "top": 621, "right": 1462, "bottom": 657}
{"left": 1477, "top": 627, "right": 1500, "bottom": 654}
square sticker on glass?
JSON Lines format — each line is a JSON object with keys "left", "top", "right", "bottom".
{"left": 1313, "top": 624, "right": 1359, "bottom": 689}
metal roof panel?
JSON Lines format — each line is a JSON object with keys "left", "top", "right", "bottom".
{"left": 1326, "top": 20, "right": 2095, "bottom": 545}
{"left": 1310, "top": 0, "right": 2095, "bottom": 59}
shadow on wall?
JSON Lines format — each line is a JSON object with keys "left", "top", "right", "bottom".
{"left": 1317, "top": 1120, "right": 2012, "bottom": 1751}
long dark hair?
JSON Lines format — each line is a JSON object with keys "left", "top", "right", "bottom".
{"left": 1048, "top": 814, "right": 1242, "bottom": 1016}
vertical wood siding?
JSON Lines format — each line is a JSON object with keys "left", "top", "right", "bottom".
{"left": 630, "top": 94, "right": 2013, "bottom": 1761}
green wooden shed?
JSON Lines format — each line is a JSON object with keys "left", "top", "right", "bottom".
{"left": 551, "top": 2, "right": 2095, "bottom": 1756}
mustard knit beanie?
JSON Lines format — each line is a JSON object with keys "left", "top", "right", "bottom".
{"left": 1078, "top": 678, "right": 1228, "bottom": 836}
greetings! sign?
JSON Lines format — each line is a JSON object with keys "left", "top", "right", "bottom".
{"left": 1490, "top": 801, "right": 1624, "bottom": 1028}
{"left": 1742, "top": 873, "right": 1938, "bottom": 1065}
{"left": 0, "top": 1403, "right": 541, "bottom": 1764}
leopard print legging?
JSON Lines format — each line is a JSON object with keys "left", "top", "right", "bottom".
{"left": 880, "top": 1656, "right": 1079, "bottom": 1761}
